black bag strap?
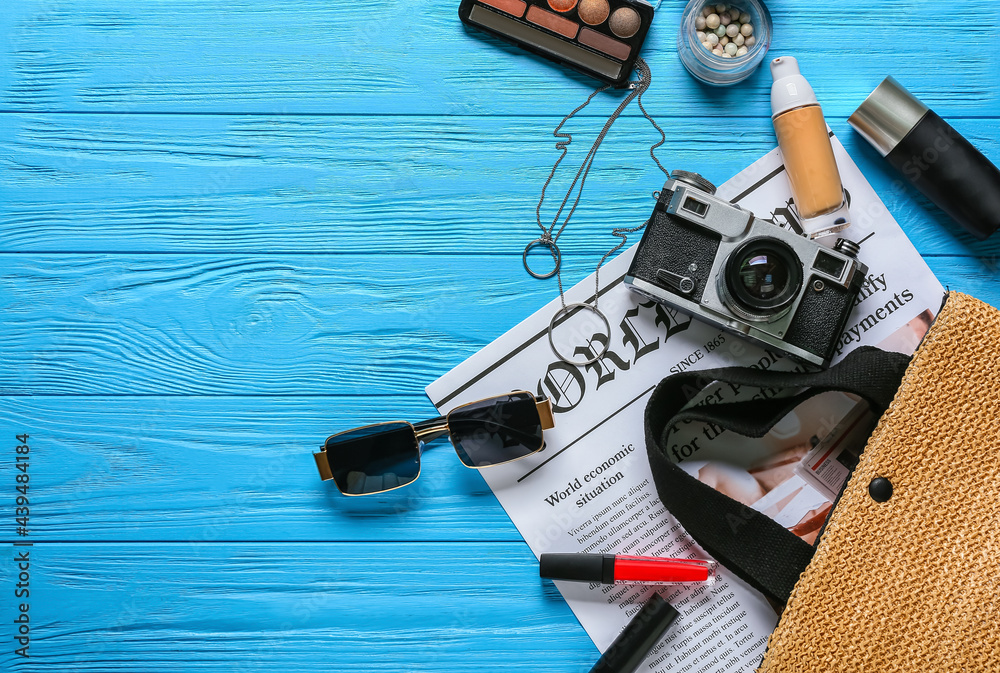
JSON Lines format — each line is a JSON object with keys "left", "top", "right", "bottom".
{"left": 644, "top": 346, "right": 911, "bottom": 604}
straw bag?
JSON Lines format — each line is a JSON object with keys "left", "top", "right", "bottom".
{"left": 645, "top": 291, "right": 1000, "bottom": 671}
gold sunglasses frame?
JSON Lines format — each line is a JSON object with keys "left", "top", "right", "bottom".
{"left": 313, "top": 391, "right": 555, "bottom": 495}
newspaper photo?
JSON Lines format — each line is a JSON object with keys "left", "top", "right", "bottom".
{"left": 670, "top": 311, "right": 934, "bottom": 547}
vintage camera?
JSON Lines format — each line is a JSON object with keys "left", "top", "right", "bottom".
{"left": 625, "top": 171, "right": 868, "bottom": 368}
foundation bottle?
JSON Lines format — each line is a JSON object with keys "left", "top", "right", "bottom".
{"left": 770, "top": 57, "right": 850, "bottom": 238}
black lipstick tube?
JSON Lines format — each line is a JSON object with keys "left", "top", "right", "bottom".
{"left": 849, "top": 76, "right": 1000, "bottom": 240}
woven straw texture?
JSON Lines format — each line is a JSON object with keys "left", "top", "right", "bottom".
{"left": 759, "top": 292, "right": 1000, "bottom": 672}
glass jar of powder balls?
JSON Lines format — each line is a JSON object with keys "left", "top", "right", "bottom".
{"left": 677, "top": 0, "right": 772, "bottom": 85}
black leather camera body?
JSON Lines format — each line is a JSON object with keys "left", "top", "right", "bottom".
{"left": 625, "top": 171, "right": 868, "bottom": 368}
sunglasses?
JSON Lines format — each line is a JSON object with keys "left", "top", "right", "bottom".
{"left": 313, "top": 391, "right": 555, "bottom": 496}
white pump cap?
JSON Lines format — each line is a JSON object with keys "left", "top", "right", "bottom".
{"left": 770, "top": 56, "right": 818, "bottom": 117}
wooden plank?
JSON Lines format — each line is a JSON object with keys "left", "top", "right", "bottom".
{"left": 0, "top": 254, "right": 586, "bottom": 396}
{"left": 2, "top": 114, "right": 1000, "bottom": 257}
{"left": 1, "top": 0, "right": 998, "bottom": 116}
{"left": 0, "top": 395, "right": 529, "bottom": 541}
{"left": 0, "top": 542, "right": 595, "bottom": 671}
{"left": 1, "top": 254, "right": 996, "bottom": 397}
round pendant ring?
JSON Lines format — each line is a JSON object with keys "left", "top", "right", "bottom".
{"left": 523, "top": 238, "right": 561, "bottom": 279}
{"left": 548, "top": 303, "right": 611, "bottom": 366}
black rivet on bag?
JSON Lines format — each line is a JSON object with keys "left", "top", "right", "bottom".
{"left": 869, "top": 477, "right": 893, "bottom": 502}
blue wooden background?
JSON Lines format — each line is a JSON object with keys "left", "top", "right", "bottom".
{"left": 1, "top": 0, "right": 998, "bottom": 670}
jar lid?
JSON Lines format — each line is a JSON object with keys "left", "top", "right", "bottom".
{"left": 848, "top": 77, "right": 929, "bottom": 157}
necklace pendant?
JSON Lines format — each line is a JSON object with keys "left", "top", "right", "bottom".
{"left": 547, "top": 303, "right": 611, "bottom": 366}
{"left": 523, "top": 237, "right": 562, "bottom": 279}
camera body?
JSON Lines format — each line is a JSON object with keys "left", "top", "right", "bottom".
{"left": 625, "top": 171, "right": 868, "bottom": 368}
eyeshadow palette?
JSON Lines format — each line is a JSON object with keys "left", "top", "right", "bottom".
{"left": 459, "top": 0, "right": 655, "bottom": 87}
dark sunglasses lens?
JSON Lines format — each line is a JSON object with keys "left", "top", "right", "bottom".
{"left": 325, "top": 422, "right": 419, "bottom": 495}
{"left": 448, "top": 393, "right": 543, "bottom": 468}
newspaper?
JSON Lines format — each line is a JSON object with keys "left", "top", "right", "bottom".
{"left": 426, "top": 136, "right": 944, "bottom": 671}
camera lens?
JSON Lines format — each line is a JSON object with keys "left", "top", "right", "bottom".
{"left": 738, "top": 253, "right": 788, "bottom": 301}
{"left": 722, "top": 238, "right": 802, "bottom": 321}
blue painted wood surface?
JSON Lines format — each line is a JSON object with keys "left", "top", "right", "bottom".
{"left": 1, "top": 0, "right": 998, "bottom": 670}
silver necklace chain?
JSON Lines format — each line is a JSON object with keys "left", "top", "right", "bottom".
{"left": 525, "top": 57, "right": 670, "bottom": 365}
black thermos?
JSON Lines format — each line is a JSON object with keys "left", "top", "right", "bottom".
{"left": 849, "top": 76, "right": 1000, "bottom": 240}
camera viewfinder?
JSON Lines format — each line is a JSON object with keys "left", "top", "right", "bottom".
{"left": 813, "top": 250, "right": 847, "bottom": 278}
{"left": 683, "top": 197, "right": 709, "bottom": 217}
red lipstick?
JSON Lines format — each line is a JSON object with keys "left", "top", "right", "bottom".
{"left": 539, "top": 553, "right": 716, "bottom": 585}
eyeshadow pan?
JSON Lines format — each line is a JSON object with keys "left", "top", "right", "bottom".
{"left": 526, "top": 5, "right": 579, "bottom": 39}
{"left": 547, "top": 0, "right": 577, "bottom": 11}
{"left": 577, "top": 0, "right": 610, "bottom": 25}
{"left": 478, "top": 0, "right": 527, "bottom": 16}
{"left": 466, "top": 5, "right": 622, "bottom": 80}
{"left": 578, "top": 27, "right": 630, "bottom": 60}
{"left": 608, "top": 6, "right": 640, "bottom": 38}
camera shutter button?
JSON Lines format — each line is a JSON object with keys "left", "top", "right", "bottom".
{"left": 833, "top": 238, "right": 861, "bottom": 258}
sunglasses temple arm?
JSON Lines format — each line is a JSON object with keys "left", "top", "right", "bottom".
{"left": 313, "top": 451, "right": 334, "bottom": 481}
{"left": 536, "top": 398, "right": 555, "bottom": 430}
